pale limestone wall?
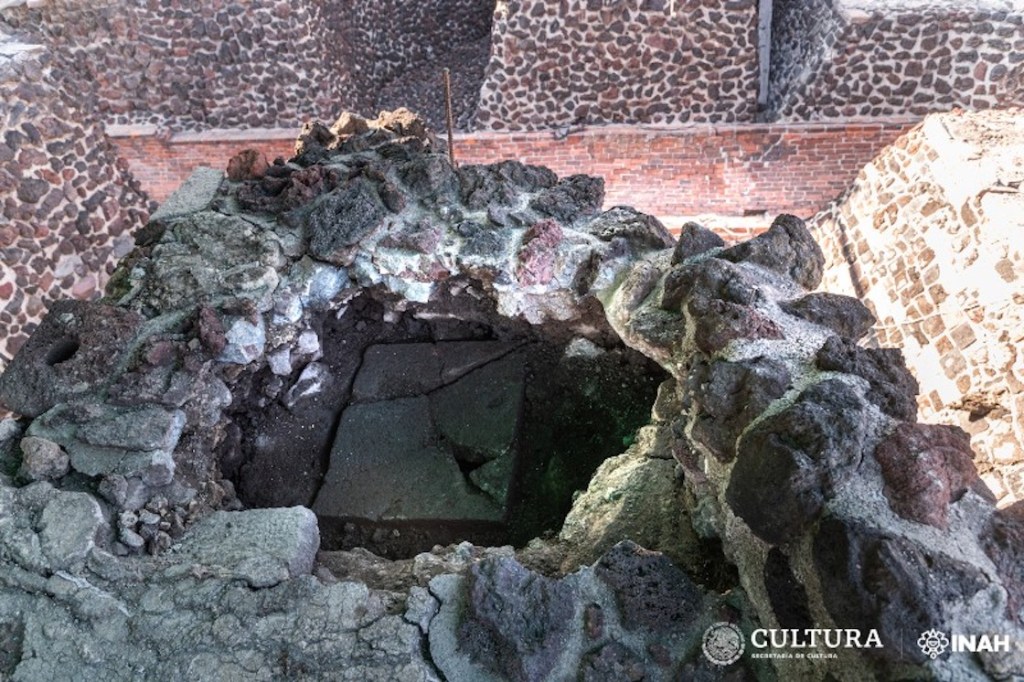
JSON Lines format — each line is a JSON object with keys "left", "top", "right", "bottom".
{"left": 811, "top": 109, "right": 1024, "bottom": 504}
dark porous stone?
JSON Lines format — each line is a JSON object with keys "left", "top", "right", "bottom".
{"left": 581, "top": 206, "right": 674, "bottom": 251}
{"left": 458, "top": 161, "right": 557, "bottom": 210}
{"left": 717, "top": 214, "right": 825, "bottom": 290}
{"left": 661, "top": 257, "right": 760, "bottom": 311}
{"left": 307, "top": 178, "right": 388, "bottom": 264}
{"left": 529, "top": 173, "right": 605, "bottom": 224}
{"left": 594, "top": 540, "right": 702, "bottom": 632}
{"left": 282, "top": 165, "right": 343, "bottom": 210}
{"left": 580, "top": 642, "right": 645, "bottom": 682}
{"left": 813, "top": 516, "right": 989, "bottom": 666}
{"left": 378, "top": 219, "right": 443, "bottom": 254}
{"left": 874, "top": 423, "right": 990, "bottom": 529}
{"left": 293, "top": 120, "right": 337, "bottom": 164}
{"left": 816, "top": 336, "right": 919, "bottom": 421}
{"left": 0, "top": 300, "right": 144, "bottom": 417}
{"left": 726, "top": 380, "right": 867, "bottom": 545}
{"left": 763, "top": 547, "right": 814, "bottom": 630}
{"left": 459, "top": 556, "right": 576, "bottom": 682}
{"left": 397, "top": 153, "right": 459, "bottom": 202}
{"left": 458, "top": 221, "right": 507, "bottom": 260}
{"left": 671, "top": 221, "right": 725, "bottom": 264}
{"left": 689, "top": 298, "right": 784, "bottom": 355}
{"left": 780, "top": 292, "right": 876, "bottom": 340}
{"left": 686, "top": 356, "right": 791, "bottom": 462}
{"left": 980, "top": 501, "right": 1024, "bottom": 625}
{"left": 16, "top": 178, "right": 50, "bottom": 204}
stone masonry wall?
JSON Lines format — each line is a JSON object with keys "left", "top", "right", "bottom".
{"left": 2, "top": 0, "right": 496, "bottom": 134}
{"left": 322, "top": 0, "right": 496, "bottom": 132}
{"left": 3, "top": 0, "right": 333, "bottom": 130}
{"left": 0, "top": 30, "right": 153, "bottom": 370}
{"left": 811, "top": 109, "right": 1024, "bottom": 506}
{"left": 473, "top": 0, "right": 761, "bottom": 131}
{"left": 769, "top": 0, "right": 1024, "bottom": 120}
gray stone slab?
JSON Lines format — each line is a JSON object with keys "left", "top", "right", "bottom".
{"left": 351, "top": 344, "right": 443, "bottom": 402}
{"left": 149, "top": 166, "right": 224, "bottom": 224}
{"left": 351, "top": 341, "right": 519, "bottom": 403}
{"left": 431, "top": 353, "right": 524, "bottom": 464}
{"left": 436, "top": 341, "right": 520, "bottom": 384}
{"left": 313, "top": 397, "right": 502, "bottom": 522}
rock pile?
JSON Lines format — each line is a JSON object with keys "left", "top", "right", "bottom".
{"left": 604, "top": 215, "right": 1024, "bottom": 679}
{"left": 0, "top": 109, "right": 1021, "bottom": 679}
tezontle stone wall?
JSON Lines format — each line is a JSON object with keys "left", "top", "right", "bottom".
{"left": 0, "top": 31, "right": 152, "bottom": 369}
{"left": 811, "top": 109, "right": 1024, "bottom": 505}
{"left": 2, "top": 0, "right": 495, "bottom": 134}
{"left": 5, "top": 0, "right": 1023, "bottom": 135}
{"left": 474, "top": 0, "right": 760, "bottom": 131}
{"left": 769, "top": 0, "right": 1024, "bottom": 121}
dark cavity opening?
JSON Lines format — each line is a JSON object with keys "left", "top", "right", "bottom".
{"left": 224, "top": 282, "right": 666, "bottom": 558}
{"left": 44, "top": 337, "right": 80, "bottom": 366}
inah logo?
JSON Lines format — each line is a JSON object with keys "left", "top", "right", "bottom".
{"left": 702, "top": 622, "right": 745, "bottom": 666}
{"left": 917, "top": 630, "right": 950, "bottom": 660}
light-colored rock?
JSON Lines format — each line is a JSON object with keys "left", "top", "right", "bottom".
{"left": 38, "top": 492, "right": 105, "bottom": 572}
{"left": 17, "top": 436, "right": 69, "bottom": 481}
{"left": 149, "top": 167, "right": 224, "bottom": 225}
{"left": 172, "top": 507, "right": 319, "bottom": 588}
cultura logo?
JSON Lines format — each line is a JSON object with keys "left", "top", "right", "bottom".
{"left": 917, "top": 630, "right": 949, "bottom": 660}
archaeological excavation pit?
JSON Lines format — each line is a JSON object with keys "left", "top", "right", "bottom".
{"left": 223, "top": 284, "right": 666, "bottom": 558}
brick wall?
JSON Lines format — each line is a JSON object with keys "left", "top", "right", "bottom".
{"left": 111, "top": 119, "right": 914, "bottom": 232}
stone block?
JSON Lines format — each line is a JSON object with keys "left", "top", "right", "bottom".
{"left": 0, "top": 300, "right": 145, "bottom": 418}
{"left": 38, "top": 491, "right": 105, "bottom": 572}
{"left": 27, "top": 403, "right": 184, "bottom": 486}
{"left": 313, "top": 397, "right": 504, "bottom": 523}
{"left": 351, "top": 341, "right": 519, "bottom": 403}
{"left": 149, "top": 167, "right": 224, "bottom": 225}
{"left": 17, "top": 436, "right": 69, "bottom": 481}
{"left": 432, "top": 353, "right": 524, "bottom": 464}
{"left": 173, "top": 507, "right": 319, "bottom": 588}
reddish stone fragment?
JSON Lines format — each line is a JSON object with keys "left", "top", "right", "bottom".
{"left": 874, "top": 423, "right": 992, "bottom": 529}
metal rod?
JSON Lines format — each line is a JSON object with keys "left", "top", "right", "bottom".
{"left": 443, "top": 67, "right": 457, "bottom": 168}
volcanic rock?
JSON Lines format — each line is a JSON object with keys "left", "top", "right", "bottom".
{"left": 718, "top": 213, "right": 825, "bottom": 289}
